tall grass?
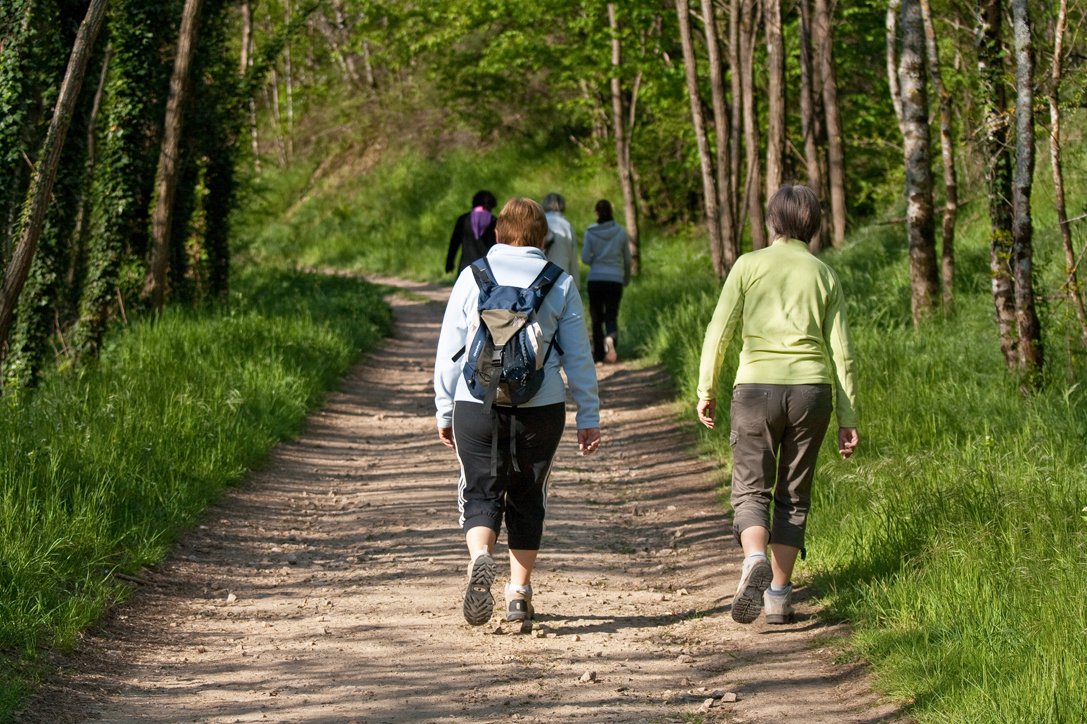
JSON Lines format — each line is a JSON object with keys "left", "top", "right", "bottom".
{"left": 0, "top": 266, "right": 391, "bottom": 714}
{"left": 620, "top": 205, "right": 1087, "bottom": 721}
{"left": 233, "top": 141, "right": 622, "bottom": 282}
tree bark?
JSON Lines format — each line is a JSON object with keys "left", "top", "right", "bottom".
{"left": 898, "top": 0, "right": 939, "bottom": 326}
{"left": 815, "top": 0, "right": 845, "bottom": 246}
{"left": 608, "top": 3, "right": 640, "bottom": 274}
{"left": 919, "top": 0, "right": 956, "bottom": 315}
{"left": 977, "top": 0, "right": 1017, "bottom": 369}
{"left": 764, "top": 0, "right": 785, "bottom": 197}
{"left": 702, "top": 0, "right": 738, "bottom": 271}
{"left": 242, "top": 1, "right": 261, "bottom": 172}
{"left": 798, "top": 0, "right": 826, "bottom": 251}
{"left": 740, "top": 0, "right": 766, "bottom": 248}
{"left": 886, "top": 0, "right": 904, "bottom": 135}
{"left": 676, "top": 0, "right": 724, "bottom": 276}
{"left": 1011, "top": 0, "right": 1042, "bottom": 380}
{"left": 285, "top": 0, "right": 295, "bottom": 162}
{"left": 1049, "top": 0, "right": 1087, "bottom": 346}
{"left": 728, "top": 0, "right": 742, "bottom": 229}
{"left": 143, "top": 0, "right": 204, "bottom": 311}
{"left": 0, "top": 0, "right": 109, "bottom": 351}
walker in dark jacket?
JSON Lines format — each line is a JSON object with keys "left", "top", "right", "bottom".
{"left": 446, "top": 191, "right": 499, "bottom": 273}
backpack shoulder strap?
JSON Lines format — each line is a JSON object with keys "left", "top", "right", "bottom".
{"left": 527, "top": 262, "right": 564, "bottom": 305}
{"left": 470, "top": 257, "right": 496, "bottom": 289}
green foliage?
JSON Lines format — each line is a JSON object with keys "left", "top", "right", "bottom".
{"left": 234, "top": 139, "right": 622, "bottom": 282}
{"left": 0, "top": 265, "right": 391, "bottom": 710}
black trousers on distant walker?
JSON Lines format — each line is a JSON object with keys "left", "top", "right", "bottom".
{"left": 587, "top": 280, "right": 623, "bottom": 362}
{"left": 453, "top": 400, "right": 565, "bottom": 550}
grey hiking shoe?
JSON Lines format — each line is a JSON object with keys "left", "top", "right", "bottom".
{"left": 763, "top": 586, "right": 795, "bottom": 624}
{"left": 731, "top": 555, "right": 773, "bottom": 624}
{"left": 505, "top": 585, "right": 534, "bottom": 622}
{"left": 463, "top": 552, "right": 496, "bottom": 626}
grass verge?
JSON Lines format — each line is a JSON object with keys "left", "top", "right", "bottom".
{"left": 621, "top": 208, "right": 1087, "bottom": 722}
{"left": 0, "top": 266, "right": 392, "bottom": 715}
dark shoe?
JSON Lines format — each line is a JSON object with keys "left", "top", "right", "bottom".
{"left": 463, "top": 552, "right": 496, "bottom": 626}
{"left": 731, "top": 555, "right": 773, "bottom": 624}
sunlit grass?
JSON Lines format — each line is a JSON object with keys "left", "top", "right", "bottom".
{"left": 0, "top": 266, "right": 392, "bottom": 713}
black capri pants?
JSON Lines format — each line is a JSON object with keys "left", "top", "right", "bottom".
{"left": 453, "top": 400, "right": 565, "bottom": 550}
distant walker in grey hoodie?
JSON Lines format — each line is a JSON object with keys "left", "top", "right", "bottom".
{"left": 581, "top": 199, "right": 631, "bottom": 363}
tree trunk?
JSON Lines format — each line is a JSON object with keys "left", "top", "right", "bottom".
{"left": 702, "top": 0, "right": 739, "bottom": 271}
{"left": 740, "top": 0, "right": 766, "bottom": 248}
{"left": 815, "top": 0, "right": 845, "bottom": 246}
{"left": 886, "top": 0, "right": 904, "bottom": 135}
{"left": 242, "top": 1, "right": 260, "bottom": 172}
{"left": 608, "top": 3, "right": 640, "bottom": 275}
{"left": 143, "top": 0, "right": 204, "bottom": 311}
{"left": 0, "top": 0, "right": 109, "bottom": 352}
{"left": 764, "top": 0, "right": 785, "bottom": 197}
{"left": 728, "top": 0, "right": 742, "bottom": 228}
{"left": 240, "top": 0, "right": 252, "bottom": 76}
{"left": 1049, "top": 0, "right": 1087, "bottom": 346}
{"left": 285, "top": 0, "right": 295, "bottom": 162}
{"left": 362, "top": 39, "right": 375, "bottom": 88}
{"left": 977, "top": 0, "right": 1017, "bottom": 369}
{"left": 798, "top": 0, "right": 826, "bottom": 251}
{"left": 676, "top": 0, "right": 724, "bottom": 276}
{"left": 898, "top": 0, "right": 939, "bottom": 326}
{"left": 1011, "top": 0, "right": 1042, "bottom": 380}
{"left": 919, "top": 0, "right": 956, "bottom": 315}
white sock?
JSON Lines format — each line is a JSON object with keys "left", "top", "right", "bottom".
{"left": 769, "top": 582, "right": 791, "bottom": 594}
{"left": 506, "top": 583, "right": 532, "bottom": 597}
{"left": 745, "top": 552, "right": 768, "bottom": 561}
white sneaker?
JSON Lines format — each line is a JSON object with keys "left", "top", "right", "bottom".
{"left": 731, "top": 555, "right": 773, "bottom": 624}
{"left": 604, "top": 335, "right": 618, "bottom": 364}
{"left": 763, "top": 586, "right": 795, "bottom": 624}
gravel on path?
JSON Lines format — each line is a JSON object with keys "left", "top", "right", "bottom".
{"left": 30, "top": 278, "right": 904, "bottom": 724}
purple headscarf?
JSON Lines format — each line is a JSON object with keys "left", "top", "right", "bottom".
{"left": 470, "top": 206, "right": 493, "bottom": 240}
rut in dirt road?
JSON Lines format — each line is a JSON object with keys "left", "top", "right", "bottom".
{"left": 37, "top": 278, "right": 902, "bottom": 724}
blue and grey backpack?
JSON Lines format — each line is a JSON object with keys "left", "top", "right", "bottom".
{"left": 455, "top": 257, "right": 564, "bottom": 412}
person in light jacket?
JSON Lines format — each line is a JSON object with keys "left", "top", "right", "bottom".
{"left": 581, "top": 199, "right": 631, "bottom": 363}
{"left": 696, "top": 185, "right": 859, "bottom": 626}
{"left": 541, "top": 192, "right": 579, "bottom": 289}
{"left": 434, "top": 198, "right": 601, "bottom": 627}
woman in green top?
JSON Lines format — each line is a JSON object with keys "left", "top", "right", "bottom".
{"left": 696, "top": 185, "right": 859, "bottom": 625}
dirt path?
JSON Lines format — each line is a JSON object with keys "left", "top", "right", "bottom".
{"left": 35, "top": 279, "right": 902, "bottom": 724}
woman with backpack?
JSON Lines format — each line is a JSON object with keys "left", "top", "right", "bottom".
{"left": 446, "top": 190, "right": 498, "bottom": 274}
{"left": 581, "top": 199, "right": 631, "bottom": 364}
{"left": 434, "top": 197, "right": 601, "bottom": 627}
{"left": 696, "top": 185, "right": 859, "bottom": 626}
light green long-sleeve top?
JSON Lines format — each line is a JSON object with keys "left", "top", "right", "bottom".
{"left": 697, "top": 238, "right": 858, "bottom": 428}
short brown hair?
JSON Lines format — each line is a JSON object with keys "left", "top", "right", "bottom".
{"left": 766, "top": 185, "right": 821, "bottom": 243}
{"left": 496, "top": 197, "right": 548, "bottom": 248}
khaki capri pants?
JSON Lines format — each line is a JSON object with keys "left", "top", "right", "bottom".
{"left": 729, "top": 383, "right": 833, "bottom": 550}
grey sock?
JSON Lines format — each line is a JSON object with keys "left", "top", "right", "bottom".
{"left": 769, "top": 582, "right": 792, "bottom": 594}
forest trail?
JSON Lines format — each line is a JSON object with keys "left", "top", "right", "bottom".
{"left": 38, "top": 279, "right": 902, "bottom": 724}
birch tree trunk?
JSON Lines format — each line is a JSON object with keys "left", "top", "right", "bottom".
{"left": 728, "top": 0, "right": 742, "bottom": 226}
{"left": 977, "top": 0, "right": 1017, "bottom": 369}
{"left": 920, "top": 0, "right": 956, "bottom": 315}
{"left": 285, "top": 0, "right": 295, "bottom": 162}
{"left": 764, "top": 0, "right": 785, "bottom": 197}
{"left": 608, "top": 3, "right": 639, "bottom": 274}
{"left": 702, "top": 0, "right": 738, "bottom": 271}
{"left": 1011, "top": 0, "right": 1043, "bottom": 380}
{"left": 1049, "top": 0, "right": 1087, "bottom": 346}
{"left": 898, "top": 0, "right": 939, "bottom": 326}
{"left": 0, "top": 0, "right": 109, "bottom": 351}
{"left": 144, "top": 0, "right": 204, "bottom": 311}
{"left": 676, "top": 0, "right": 724, "bottom": 276}
{"left": 242, "top": 0, "right": 260, "bottom": 173}
{"left": 740, "top": 0, "right": 767, "bottom": 249}
{"left": 815, "top": 0, "right": 846, "bottom": 246}
{"left": 886, "top": 0, "right": 904, "bottom": 135}
{"left": 798, "top": 0, "right": 826, "bottom": 251}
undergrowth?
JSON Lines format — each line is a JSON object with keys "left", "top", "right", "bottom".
{"left": 0, "top": 266, "right": 392, "bottom": 714}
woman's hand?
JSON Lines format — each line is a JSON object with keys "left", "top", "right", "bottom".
{"left": 838, "top": 427, "right": 859, "bottom": 459}
{"left": 578, "top": 427, "right": 601, "bottom": 455}
{"left": 438, "top": 427, "right": 455, "bottom": 450}
{"left": 696, "top": 398, "right": 716, "bottom": 429}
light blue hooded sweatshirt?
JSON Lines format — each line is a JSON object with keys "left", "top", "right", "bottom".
{"left": 582, "top": 220, "right": 632, "bottom": 286}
